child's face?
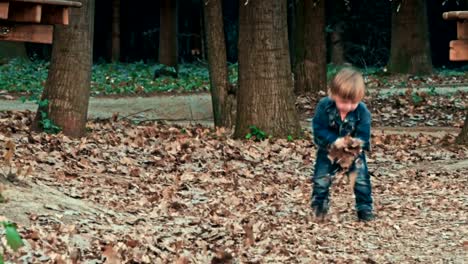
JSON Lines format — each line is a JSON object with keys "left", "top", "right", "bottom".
{"left": 333, "top": 96, "right": 359, "bottom": 113}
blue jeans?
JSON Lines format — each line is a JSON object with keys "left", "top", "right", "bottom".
{"left": 311, "top": 150, "right": 373, "bottom": 212}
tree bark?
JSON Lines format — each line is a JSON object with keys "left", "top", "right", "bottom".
{"left": 159, "top": 0, "right": 178, "bottom": 68}
{"left": 31, "top": 0, "right": 95, "bottom": 138}
{"left": 203, "top": 0, "right": 234, "bottom": 128}
{"left": 111, "top": 0, "right": 120, "bottom": 62}
{"left": 234, "top": 0, "right": 301, "bottom": 138}
{"left": 294, "top": 0, "right": 326, "bottom": 94}
{"left": 456, "top": 113, "right": 468, "bottom": 145}
{"left": 388, "top": 0, "right": 432, "bottom": 75}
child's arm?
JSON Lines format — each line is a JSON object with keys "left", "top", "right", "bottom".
{"left": 354, "top": 104, "right": 371, "bottom": 151}
{"left": 312, "top": 100, "right": 338, "bottom": 149}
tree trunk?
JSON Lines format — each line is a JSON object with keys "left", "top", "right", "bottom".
{"left": 31, "top": 0, "right": 95, "bottom": 138}
{"left": 234, "top": 0, "right": 301, "bottom": 138}
{"left": 388, "top": 0, "right": 432, "bottom": 75}
{"left": 159, "top": 0, "right": 178, "bottom": 68}
{"left": 330, "top": 22, "right": 345, "bottom": 65}
{"left": 203, "top": 0, "right": 233, "bottom": 128}
{"left": 200, "top": 6, "right": 206, "bottom": 61}
{"left": 111, "top": 0, "right": 120, "bottom": 62}
{"left": 294, "top": 0, "right": 326, "bottom": 94}
{"left": 329, "top": 0, "right": 346, "bottom": 65}
{"left": 456, "top": 113, "right": 468, "bottom": 145}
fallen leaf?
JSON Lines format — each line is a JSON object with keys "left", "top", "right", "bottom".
{"left": 102, "top": 245, "right": 121, "bottom": 264}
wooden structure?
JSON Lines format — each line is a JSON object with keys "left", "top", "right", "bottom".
{"left": 443, "top": 11, "right": 468, "bottom": 61}
{"left": 0, "top": 0, "right": 81, "bottom": 44}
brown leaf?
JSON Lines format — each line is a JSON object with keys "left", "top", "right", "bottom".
{"left": 3, "top": 140, "right": 15, "bottom": 165}
{"left": 211, "top": 250, "right": 233, "bottom": 264}
{"left": 26, "top": 230, "right": 40, "bottom": 240}
{"left": 102, "top": 245, "right": 121, "bottom": 264}
{"left": 243, "top": 221, "right": 255, "bottom": 247}
{"left": 16, "top": 165, "right": 22, "bottom": 176}
{"left": 120, "top": 157, "right": 134, "bottom": 166}
{"left": 130, "top": 167, "right": 140, "bottom": 177}
{"left": 112, "top": 112, "right": 119, "bottom": 122}
{"left": 126, "top": 239, "right": 139, "bottom": 248}
{"left": 175, "top": 256, "right": 190, "bottom": 264}
{"left": 24, "top": 166, "right": 33, "bottom": 176}
{"left": 70, "top": 248, "right": 81, "bottom": 264}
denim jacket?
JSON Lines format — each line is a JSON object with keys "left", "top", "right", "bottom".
{"left": 312, "top": 97, "right": 371, "bottom": 151}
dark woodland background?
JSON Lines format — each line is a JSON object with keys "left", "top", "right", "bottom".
{"left": 23, "top": 0, "right": 466, "bottom": 68}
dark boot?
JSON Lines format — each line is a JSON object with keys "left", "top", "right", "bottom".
{"left": 357, "top": 210, "right": 374, "bottom": 222}
{"left": 312, "top": 204, "right": 328, "bottom": 221}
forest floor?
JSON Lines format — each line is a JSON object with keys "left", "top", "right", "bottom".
{"left": 0, "top": 88, "right": 467, "bottom": 263}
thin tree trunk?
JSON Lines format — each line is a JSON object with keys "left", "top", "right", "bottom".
{"left": 388, "top": 0, "right": 432, "bottom": 75}
{"left": 111, "top": 0, "right": 120, "bottom": 62}
{"left": 456, "top": 113, "right": 468, "bottom": 145}
{"left": 329, "top": 0, "right": 346, "bottom": 65}
{"left": 203, "top": 0, "right": 233, "bottom": 128}
{"left": 293, "top": 0, "right": 303, "bottom": 74}
{"left": 294, "top": 0, "right": 326, "bottom": 94}
{"left": 200, "top": 5, "right": 206, "bottom": 61}
{"left": 330, "top": 22, "right": 345, "bottom": 65}
{"left": 31, "top": 0, "right": 95, "bottom": 138}
{"left": 159, "top": 0, "right": 178, "bottom": 68}
{"left": 234, "top": 0, "right": 301, "bottom": 138}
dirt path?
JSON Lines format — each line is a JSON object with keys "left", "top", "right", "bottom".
{"left": 0, "top": 86, "right": 466, "bottom": 123}
{"left": 0, "top": 94, "right": 213, "bottom": 121}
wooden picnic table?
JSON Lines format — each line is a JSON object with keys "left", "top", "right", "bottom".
{"left": 0, "top": 0, "right": 81, "bottom": 44}
{"left": 443, "top": 11, "right": 468, "bottom": 61}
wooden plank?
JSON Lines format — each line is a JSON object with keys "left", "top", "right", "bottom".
{"left": 0, "top": 2, "right": 9, "bottom": 19}
{"left": 8, "top": 0, "right": 81, "bottom": 8}
{"left": 443, "top": 11, "right": 468, "bottom": 20}
{"left": 8, "top": 2, "right": 42, "bottom": 23}
{"left": 457, "top": 20, "right": 468, "bottom": 40}
{"left": 0, "top": 23, "right": 53, "bottom": 43}
{"left": 449, "top": 40, "right": 468, "bottom": 61}
{"left": 42, "top": 5, "right": 68, "bottom": 25}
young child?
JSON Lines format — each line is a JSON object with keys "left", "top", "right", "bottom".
{"left": 311, "top": 67, "right": 374, "bottom": 221}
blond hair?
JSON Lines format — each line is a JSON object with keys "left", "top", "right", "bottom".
{"left": 328, "top": 67, "right": 365, "bottom": 102}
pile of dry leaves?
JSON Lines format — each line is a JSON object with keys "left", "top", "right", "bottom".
{"left": 365, "top": 72, "right": 468, "bottom": 89}
{"left": 297, "top": 90, "right": 467, "bottom": 128}
{"left": 0, "top": 111, "right": 466, "bottom": 263}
